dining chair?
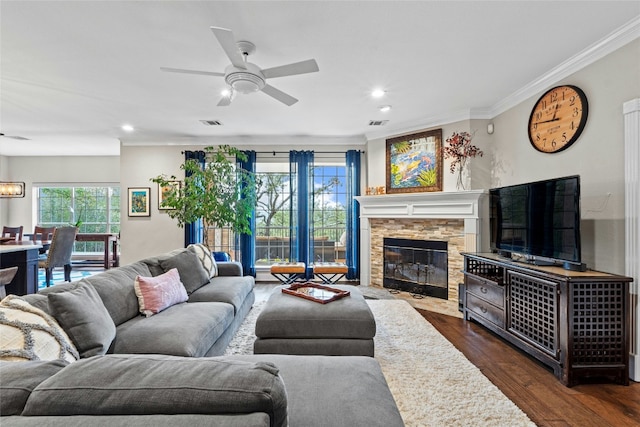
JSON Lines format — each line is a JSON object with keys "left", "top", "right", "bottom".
{"left": 31, "top": 226, "right": 56, "bottom": 241}
{"left": 0, "top": 266, "right": 18, "bottom": 299}
{"left": 38, "top": 226, "right": 78, "bottom": 287}
{"left": 2, "top": 225, "right": 23, "bottom": 241}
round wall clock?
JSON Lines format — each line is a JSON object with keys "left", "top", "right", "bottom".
{"left": 528, "top": 85, "right": 588, "bottom": 153}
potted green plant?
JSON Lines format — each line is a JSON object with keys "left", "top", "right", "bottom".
{"left": 151, "top": 145, "right": 257, "bottom": 246}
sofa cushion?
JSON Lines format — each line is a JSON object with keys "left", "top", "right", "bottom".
{"left": 48, "top": 283, "right": 116, "bottom": 358}
{"left": 234, "top": 354, "right": 404, "bottom": 427}
{"left": 134, "top": 268, "right": 188, "bottom": 317}
{"left": 82, "top": 261, "right": 152, "bottom": 326}
{"left": 20, "top": 281, "right": 81, "bottom": 315}
{"left": 188, "top": 243, "right": 218, "bottom": 278}
{"left": 0, "top": 414, "right": 271, "bottom": 426}
{"left": 110, "top": 302, "right": 234, "bottom": 357}
{"left": 18, "top": 293, "right": 51, "bottom": 315}
{"left": 0, "top": 359, "right": 69, "bottom": 415}
{"left": 141, "top": 248, "right": 186, "bottom": 277}
{"left": 160, "top": 250, "right": 210, "bottom": 294}
{"left": 188, "top": 276, "right": 255, "bottom": 314}
{"left": 22, "top": 354, "right": 288, "bottom": 427}
{"left": 0, "top": 295, "right": 78, "bottom": 363}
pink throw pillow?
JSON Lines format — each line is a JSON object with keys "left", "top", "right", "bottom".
{"left": 134, "top": 268, "right": 188, "bottom": 317}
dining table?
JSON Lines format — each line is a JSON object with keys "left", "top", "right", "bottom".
{"left": 0, "top": 240, "right": 47, "bottom": 296}
{"left": 22, "top": 232, "right": 119, "bottom": 269}
{"left": 75, "top": 233, "right": 119, "bottom": 269}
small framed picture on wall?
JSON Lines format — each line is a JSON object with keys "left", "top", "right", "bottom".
{"left": 158, "top": 181, "right": 180, "bottom": 210}
{"left": 128, "top": 187, "right": 150, "bottom": 217}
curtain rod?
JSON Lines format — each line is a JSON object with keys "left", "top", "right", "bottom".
{"left": 182, "top": 150, "right": 365, "bottom": 155}
{"left": 255, "top": 150, "right": 365, "bottom": 155}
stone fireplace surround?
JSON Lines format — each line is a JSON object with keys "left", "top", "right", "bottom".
{"left": 355, "top": 191, "right": 488, "bottom": 313}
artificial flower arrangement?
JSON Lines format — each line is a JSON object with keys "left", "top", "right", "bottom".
{"left": 443, "top": 131, "right": 483, "bottom": 190}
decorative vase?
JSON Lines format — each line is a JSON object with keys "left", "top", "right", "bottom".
{"left": 456, "top": 158, "right": 468, "bottom": 191}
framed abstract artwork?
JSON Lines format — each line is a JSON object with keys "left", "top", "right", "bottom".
{"left": 158, "top": 181, "right": 180, "bottom": 210}
{"left": 386, "top": 129, "right": 443, "bottom": 193}
{"left": 128, "top": 187, "right": 150, "bottom": 217}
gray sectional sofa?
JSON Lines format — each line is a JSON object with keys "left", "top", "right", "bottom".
{"left": 22, "top": 246, "right": 256, "bottom": 358}
{"left": 0, "top": 247, "right": 404, "bottom": 426}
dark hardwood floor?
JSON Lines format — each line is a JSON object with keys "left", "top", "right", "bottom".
{"left": 417, "top": 309, "right": 640, "bottom": 427}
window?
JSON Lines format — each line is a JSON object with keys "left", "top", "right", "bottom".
{"left": 36, "top": 185, "right": 120, "bottom": 254}
{"left": 255, "top": 161, "right": 291, "bottom": 265}
{"left": 253, "top": 156, "right": 346, "bottom": 266}
{"left": 312, "top": 163, "right": 347, "bottom": 262}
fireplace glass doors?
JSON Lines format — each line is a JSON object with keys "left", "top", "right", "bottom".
{"left": 383, "top": 238, "right": 448, "bottom": 299}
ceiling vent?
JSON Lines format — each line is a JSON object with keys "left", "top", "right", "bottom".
{"left": 368, "top": 120, "right": 389, "bottom": 126}
{"left": 200, "top": 120, "right": 223, "bottom": 126}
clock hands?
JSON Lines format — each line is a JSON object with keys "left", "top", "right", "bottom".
{"left": 536, "top": 117, "right": 560, "bottom": 125}
{"left": 535, "top": 104, "right": 560, "bottom": 125}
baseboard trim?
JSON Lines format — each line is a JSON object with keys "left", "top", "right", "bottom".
{"left": 630, "top": 353, "right": 639, "bottom": 382}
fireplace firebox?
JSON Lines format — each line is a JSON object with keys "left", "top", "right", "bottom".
{"left": 383, "top": 238, "right": 448, "bottom": 299}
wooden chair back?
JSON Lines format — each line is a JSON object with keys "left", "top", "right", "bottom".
{"left": 32, "top": 226, "right": 56, "bottom": 241}
{"left": 2, "top": 226, "right": 23, "bottom": 241}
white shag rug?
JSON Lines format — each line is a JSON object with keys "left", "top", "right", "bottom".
{"left": 224, "top": 299, "right": 535, "bottom": 427}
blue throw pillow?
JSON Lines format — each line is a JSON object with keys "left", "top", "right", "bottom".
{"left": 212, "top": 251, "right": 231, "bottom": 262}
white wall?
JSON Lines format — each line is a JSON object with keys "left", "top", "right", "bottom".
{"left": 365, "top": 39, "right": 640, "bottom": 275}
{"left": 119, "top": 139, "right": 365, "bottom": 265}
{"left": 366, "top": 119, "right": 493, "bottom": 193}
{"left": 0, "top": 156, "right": 119, "bottom": 232}
{"left": 490, "top": 39, "right": 639, "bottom": 274}
{"left": 0, "top": 155, "right": 11, "bottom": 226}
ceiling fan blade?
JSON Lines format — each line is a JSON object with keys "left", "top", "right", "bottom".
{"left": 210, "top": 26, "right": 246, "bottom": 69}
{"left": 0, "top": 133, "right": 29, "bottom": 140}
{"left": 262, "top": 59, "right": 319, "bottom": 79}
{"left": 261, "top": 84, "right": 298, "bottom": 106}
{"left": 217, "top": 96, "right": 232, "bottom": 107}
{"left": 160, "top": 67, "right": 225, "bottom": 77}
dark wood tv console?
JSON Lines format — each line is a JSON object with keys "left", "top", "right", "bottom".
{"left": 462, "top": 252, "right": 632, "bottom": 387}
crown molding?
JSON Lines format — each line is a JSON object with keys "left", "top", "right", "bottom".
{"left": 365, "top": 16, "right": 640, "bottom": 142}
{"left": 489, "top": 16, "right": 640, "bottom": 117}
{"left": 120, "top": 134, "right": 367, "bottom": 147}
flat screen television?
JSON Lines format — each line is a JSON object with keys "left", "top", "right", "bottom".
{"left": 490, "top": 175, "right": 585, "bottom": 271}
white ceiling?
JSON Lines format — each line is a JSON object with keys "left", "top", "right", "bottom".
{"left": 1, "top": 1, "right": 639, "bottom": 156}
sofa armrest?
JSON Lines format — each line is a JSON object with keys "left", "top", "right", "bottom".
{"left": 22, "top": 354, "right": 288, "bottom": 427}
{"left": 217, "top": 261, "right": 243, "bottom": 277}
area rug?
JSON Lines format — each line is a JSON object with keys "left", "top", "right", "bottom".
{"left": 224, "top": 298, "right": 535, "bottom": 427}
{"left": 37, "top": 269, "right": 99, "bottom": 290}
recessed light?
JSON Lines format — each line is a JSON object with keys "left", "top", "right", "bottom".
{"left": 371, "top": 88, "right": 386, "bottom": 98}
{"left": 121, "top": 124, "right": 134, "bottom": 132}
{"left": 379, "top": 105, "right": 392, "bottom": 113}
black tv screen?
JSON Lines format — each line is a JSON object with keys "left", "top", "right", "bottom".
{"left": 490, "top": 175, "right": 581, "bottom": 265}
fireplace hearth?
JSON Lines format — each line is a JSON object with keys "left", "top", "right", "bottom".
{"left": 383, "top": 237, "right": 448, "bottom": 299}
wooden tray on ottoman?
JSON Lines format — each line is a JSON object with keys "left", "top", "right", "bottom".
{"left": 282, "top": 282, "right": 350, "bottom": 304}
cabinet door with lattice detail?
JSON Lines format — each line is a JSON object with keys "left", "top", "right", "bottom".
{"left": 569, "top": 281, "right": 628, "bottom": 371}
{"left": 507, "top": 271, "right": 560, "bottom": 359}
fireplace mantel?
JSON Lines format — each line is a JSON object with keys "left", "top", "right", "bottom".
{"left": 355, "top": 190, "right": 487, "bottom": 220}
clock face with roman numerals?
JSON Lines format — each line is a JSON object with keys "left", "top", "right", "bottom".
{"left": 528, "top": 85, "right": 588, "bottom": 153}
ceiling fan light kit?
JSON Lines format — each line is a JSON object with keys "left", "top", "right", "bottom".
{"left": 225, "top": 63, "right": 265, "bottom": 94}
{"left": 161, "top": 26, "right": 319, "bottom": 106}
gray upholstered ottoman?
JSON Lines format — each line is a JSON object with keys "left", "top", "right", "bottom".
{"left": 254, "top": 285, "right": 376, "bottom": 356}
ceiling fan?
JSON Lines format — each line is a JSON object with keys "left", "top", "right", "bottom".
{"left": 161, "top": 26, "right": 319, "bottom": 107}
